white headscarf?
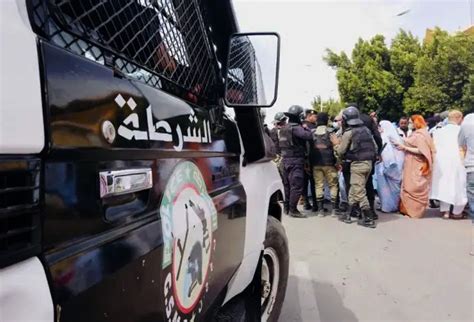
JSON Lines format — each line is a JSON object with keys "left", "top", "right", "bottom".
{"left": 379, "top": 120, "right": 405, "bottom": 168}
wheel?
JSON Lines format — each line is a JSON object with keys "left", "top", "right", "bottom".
{"left": 261, "top": 216, "right": 289, "bottom": 321}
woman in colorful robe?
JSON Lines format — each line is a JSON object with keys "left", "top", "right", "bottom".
{"left": 376, "top": 121, "right": 405, "bottom": 212}
{"left": 393, "top": 115, "right": 436, "bottom": 218}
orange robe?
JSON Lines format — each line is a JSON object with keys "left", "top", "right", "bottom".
{"left": 400, "top": 128, "right": 436, "bottom": 218}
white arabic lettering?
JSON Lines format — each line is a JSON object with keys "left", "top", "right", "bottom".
{"left": 117, "top": 113, "right": 147, "bottom": 140}
{"left": 174, "top": 124, "right": 183, "bottom": 151}
{"left": 207, "top": 121, "right": 212, "bottom": 143}
{"left": 146, "top": 107, "right": 173, "bottom": 142}
{"left": 201, "top": 121, "right": 208, "bottom": 143}
{"left": 114, "top": 95, "right": 212, "bottom": 148}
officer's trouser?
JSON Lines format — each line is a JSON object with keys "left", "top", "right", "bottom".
{"left": 342, "top": 161, "right": 351, "bottom": 195}
{"left": 365, "top": 164, "right": 376, "bottom": 209}
{"left": 313, "top": 166, "right": 338, "bottom": 201}
{"left": 303, "top": 169, "right": 316, "bottom": 204}
{"left": 282, "top": 163, "right": 305, "bottom": 211}
{"left": 348, "top": 161, "right": 372, "bottom": 210}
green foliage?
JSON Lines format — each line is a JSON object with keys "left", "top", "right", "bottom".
{"left": 324, "top": 27, "right": 474, "bottom": 120}
{"left": 462, "top": 74, "right": 474, "bottom": 112}
{"left": 324, "top": 35, "right": 404, "bottom": 120}
{"left": 405, "top": 28, "right": 474, "bottom": 114}
{"left": 310, "top": 96, "right": 344, "bottom": 117}
{"left": 390, "top": 30, "right": 421, "bottom": 91}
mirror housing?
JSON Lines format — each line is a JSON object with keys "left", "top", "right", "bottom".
{"left": 224, "top": 32, "right": 280, "bottom": 108}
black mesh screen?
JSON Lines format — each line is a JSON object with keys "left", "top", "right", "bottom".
{"left": 30, "top": 0, "right": 220, "bottom": 101}
{"left": 225, "top": 36, "right": 260, "bottom": 105}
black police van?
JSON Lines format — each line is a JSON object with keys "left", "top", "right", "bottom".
{"left": 0, "top": 0, "right": 288, "bottom": 321}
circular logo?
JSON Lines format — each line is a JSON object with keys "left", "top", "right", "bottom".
{"left": 161, "top": 162, "right": 217, "bottom": 320}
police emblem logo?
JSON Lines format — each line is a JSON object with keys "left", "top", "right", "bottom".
{"left": 160, "top": 161, "right": 217, "bottom": 320}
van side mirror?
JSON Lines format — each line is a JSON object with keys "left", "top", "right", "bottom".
{"left": 224, "top": 33, "right": 280, "bottom": 108}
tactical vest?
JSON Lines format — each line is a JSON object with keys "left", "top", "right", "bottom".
{"left": 311, "top": 127, "right": 336, "bottom": 166}
{"left": 345, "top": 126, "right": 376, "bottom": 161}
{"left": 278, "top": 123, "right": 306, "bottom": 158}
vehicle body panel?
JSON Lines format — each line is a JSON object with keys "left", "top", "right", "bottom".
{"left": 40, "top": 41, "right": 247, "bottom": 320}
{"left": 0, "top": 257, "right": 54, "bottom": 322}
{"left": 0, "top": 0, "right": 44, "bottom": 154}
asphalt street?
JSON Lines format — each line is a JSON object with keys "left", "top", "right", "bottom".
{"left": 279, "top": 207, "right": 473, "bottom": 322}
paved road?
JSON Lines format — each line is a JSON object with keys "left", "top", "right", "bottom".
{"left": 279, "top": 207, "right": 473, "bottom": 322}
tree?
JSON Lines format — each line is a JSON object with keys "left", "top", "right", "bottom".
{"left": 324, "top": 35, "right": 404, "bottom": 121}
{"left": 324, "top": 28, "right": 474, "bottom": 119}
{"left": 310, "top": 96, "right": 344, "bottom": 117}
{"left": 311, "top": 95, "right": 323, "bottom": 112}
{"left": 462, "top": 74, "right": 474, "bottom": 113}
{"left": 404, "top": 28, "right": 474, "bottom": 115}
{"left": 390, "top": 30, "right": 421, "bottom": 91}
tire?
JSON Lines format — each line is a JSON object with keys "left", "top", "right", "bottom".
{"left": 261, "top": 216, "right": 289, "bottom": 322}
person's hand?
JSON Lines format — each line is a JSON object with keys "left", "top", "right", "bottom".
{"left": 330, "top": 133, "right": 340, "bottom": 145}
{"left": 395, "top": 143, "right": 405, "bottom": 151}
{"left": 302, "top": 123, "right": 308, "bottom": 129}
{"left": 391, "top": 138, "right": 401, "bottom": 148}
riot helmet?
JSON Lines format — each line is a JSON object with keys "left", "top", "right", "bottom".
{"left": 342, "top": 106, "right": 363, "bottom": 126}
{"left": 284, "top": 105, "right": 304, "bottom": 122}
{"left": 274, "top": 111, "right": 287, "bottom": 122}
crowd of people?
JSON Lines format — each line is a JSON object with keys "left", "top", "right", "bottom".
{"left": 267, "top": 104, "right": 474, "bottom": 229}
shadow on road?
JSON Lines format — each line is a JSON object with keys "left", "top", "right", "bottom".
{"left": 376, "top": 211, "right": 403, "bottom": 224}
{"left": 280, "top": 275, "right": 358, "bottom": 322}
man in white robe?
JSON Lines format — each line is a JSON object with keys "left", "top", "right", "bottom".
{"left": 430, "top": 110, "right": 467, "bottom": 218}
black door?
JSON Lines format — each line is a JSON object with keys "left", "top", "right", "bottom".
{"left": 39, "top": 38, "right": 246, "bottom": 322}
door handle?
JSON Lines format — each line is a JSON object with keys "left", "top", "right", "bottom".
{"left": 99, "top": 168, "right": 153, "bottom": 198}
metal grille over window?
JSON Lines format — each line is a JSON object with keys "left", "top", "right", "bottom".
{"left": 31, "top": 0, "right": 219, "bottom": 100}
{"left": 225, "top": 36, "right": 262, "bottom": 105}
{"left": 0, "top": 159, "right": 41, "bottom": 268}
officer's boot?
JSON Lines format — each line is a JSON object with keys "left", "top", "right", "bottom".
{"left": 303, "top": 196, "right": 312, "bottom": 211}
{"left": 311, "top": 194, "right": 318, "bottom": 212}
{"left": 369, "top": 198, "right": 378, "bottom": 220}
{"left": 372, "top": 211, "right": 379, "bottom": 220}
{"left": 338, "top": 202, "right": 348, "bottom": 215}
{"left": 316, "top": 200, "right": 325, "bottom": 217}
{"left": 339, "top": 204, "right": 353, "bottom": 223}
{"left": 351, "top": 204, "right": 361, "bottom": 218}
{"left": 311, "top": 201, "right": 318, "bottom": 212}
{"left": 358, "top": 208, "right": 376, "bottom": 228}
{"left": 289, "top": 208, "right": 307, "bottom": 218}
{"left": 330, "top": 201, "right": 338, "bottom": 217}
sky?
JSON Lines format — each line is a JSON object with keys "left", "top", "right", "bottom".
{"left": 232, "top": 0, "right": 473, "bottom": 122}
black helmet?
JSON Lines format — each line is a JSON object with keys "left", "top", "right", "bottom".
{"left": 284, "top": 105, "right": 304, "bottom": 118}
{"left": 342, "top": 106, "right": 363, "bottom": 126}
{"left": 273, "top": 111, "right": 286, "bottom": 122}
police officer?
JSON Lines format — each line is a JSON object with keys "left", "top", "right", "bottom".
{"left": 279, "top": 105, "right": 313, "bottom": 218}
{"left": 309, "top": 112, "right": 339, "bottom": 217}
{"left": 330, "top": 106, "right": 377, "bottom": 228}
{"left": 270, "top": 112, "right": 287, "bottom": 176}
{"left": 269, "top": 112, "right": 287, "bottom": 155}
{"left": 301, "top": 109, "right": 318, "bottom": 211}
{"left": 360, "top": 113, "right": 383, "bottom": 217}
